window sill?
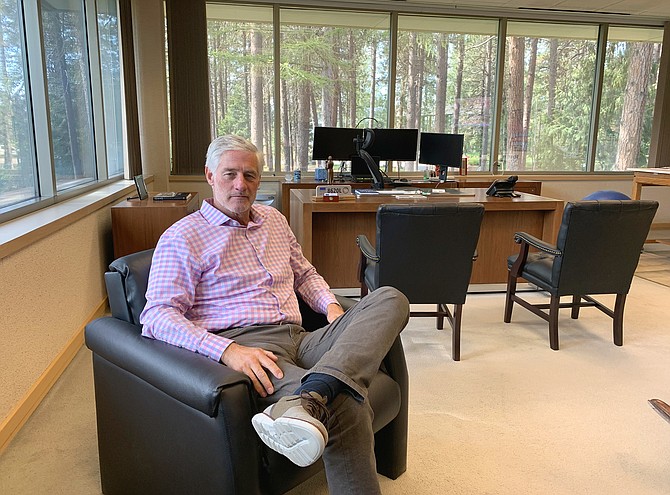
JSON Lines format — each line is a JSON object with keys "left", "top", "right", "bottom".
{"left": 0, "top": 180, "right": 135, "bottom": 261}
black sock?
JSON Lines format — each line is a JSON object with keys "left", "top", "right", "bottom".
{"left": 295, "top": 373, "right": 345, "bottom": 404}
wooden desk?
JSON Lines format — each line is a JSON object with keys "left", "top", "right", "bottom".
{"left": 281, "top": 179, "right": 541, "bottom": 223}
{"left": 290, "top": 189, "right": 563, "bottom": 288}
{"left": 629, "top": 167, "right": 670, "bottom": 199}
{"left": 111, "top": 192, "right": 199, "bottom": 258}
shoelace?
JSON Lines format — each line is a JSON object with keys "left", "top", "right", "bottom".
{"left": 300, "top": 392, "right": 331, "bottom": 426}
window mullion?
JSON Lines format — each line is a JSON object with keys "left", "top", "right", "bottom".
{"left": 85, "top": 0, "right": 108, "bottom": 181}
{"left": 587, "top": 24, "right": 608, "bottom": 172}
{"left": 24, "top": 0, "right": 55, "bottom": 199}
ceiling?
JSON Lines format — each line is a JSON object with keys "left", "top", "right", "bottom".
{"left": 389, "top": 0, "right": 670, "bottom": 23}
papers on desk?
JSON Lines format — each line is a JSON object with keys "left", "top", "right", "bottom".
{"left": 354, "top": 188, "right": 475, "bottom": 197}
{"left": 355, "top": 188, "right": 422, "bottom": 196}
{"left": 431, "top": 188, "right": 476, "bottom": 196}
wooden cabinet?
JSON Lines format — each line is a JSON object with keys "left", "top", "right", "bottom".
{"left": 111, "top": 192, "right": 199, "bottom": 258}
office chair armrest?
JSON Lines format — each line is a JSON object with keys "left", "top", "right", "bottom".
{"left": 356, "top": 235, "right": 380, "bottom": 262}
{"left": 514, "top": 232, "right": 562, "bottom": 256}
{"left": 85, "top": 317, "right": 251, "bottom": 417}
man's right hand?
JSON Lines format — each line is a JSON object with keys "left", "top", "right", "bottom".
{"left": 220, "top": 342, "right": 284, "bottom": 397}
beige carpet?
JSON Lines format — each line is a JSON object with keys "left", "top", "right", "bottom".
{"left": 2, "top": 276, "right": 670, "bottom": 494}
{"left": 636, "top": 243, "right": 670, "bottom": 288}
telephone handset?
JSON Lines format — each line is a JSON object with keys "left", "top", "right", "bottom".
{"left": 486, "top": 175, "right": 520, "bottom": 197}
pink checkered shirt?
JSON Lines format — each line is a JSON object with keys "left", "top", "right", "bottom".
{"left": 139, "top": 198, "right": 338, "bottom": 362}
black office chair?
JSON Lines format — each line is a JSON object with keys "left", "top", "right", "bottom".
{"left": 357, "top": 203, "right": 484, "bottom": 361}
{"left": 85, "top": 248, "right": 409, "bottom": 495}
{"left": 504, "top": 200, "right": 658, "bottom": 350}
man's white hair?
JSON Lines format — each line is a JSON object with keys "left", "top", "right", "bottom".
{"left": 205, "top": 135, "right": 264, "bottom": 173}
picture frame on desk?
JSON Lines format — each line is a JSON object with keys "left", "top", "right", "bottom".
{"left": 133, "top": 175, "right": 148, "bottom": 200}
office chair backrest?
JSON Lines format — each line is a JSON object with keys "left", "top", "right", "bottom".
{"left": 374, "top": 202, "right": 484, "bottom": 304}
{"left": 553, "top": 200, "right": 658, "bottom": 295}
{"left": 105, "top": 248, "right": 155, "bottom": 325}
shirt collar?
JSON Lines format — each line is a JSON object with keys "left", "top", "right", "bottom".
{"left": 200, "top": 197, "right": 266, "bottom": 227}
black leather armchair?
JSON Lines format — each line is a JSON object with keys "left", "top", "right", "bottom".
{"left": 504, "top": 200, "right": 658, "bottom": 350}
{"left": 85, "top": 248, "right": 408, "bottom": 495}
{"left": 357, "top": 202, "right": 484, "bottom": 361}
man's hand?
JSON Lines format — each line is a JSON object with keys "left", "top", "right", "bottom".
{"left": 326, "top": 303, "right": 345, "bottom": 323}
{"left": 220, "top": 342, "right": 283, "bottom": 397}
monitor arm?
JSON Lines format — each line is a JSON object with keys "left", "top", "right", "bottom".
{"left": 354, "top": 128, "right": 384, "bottom": 190}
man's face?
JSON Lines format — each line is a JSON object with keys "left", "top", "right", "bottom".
{"left": 205, "top": 150, "right": 261, "bottom": 223}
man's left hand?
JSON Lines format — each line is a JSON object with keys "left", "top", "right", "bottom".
{"left": 326, "top": 303, "right": 344, "bottom": 323}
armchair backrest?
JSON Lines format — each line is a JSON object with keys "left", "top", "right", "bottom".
{"left": 552, "top": 200, "right": 658, "bottom": 295}
{"left": 103, "top": 247, "right": 351, "bottom": 331}
{"left": 374, "top": 202, "right": 484, "bottom": 304}
{"left": 105, "top": 248, "right": 154, "bottom": 325}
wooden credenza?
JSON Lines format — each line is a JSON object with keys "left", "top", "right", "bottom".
{"left": 111, "top": 192, "right": 199, "bottom": 258}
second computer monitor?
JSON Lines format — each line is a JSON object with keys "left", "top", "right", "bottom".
{"left": 367, "top": 128, "right": 419, "bottom": 161}
{"left": 419, "top": 132, "right": 464, "bottom": 168}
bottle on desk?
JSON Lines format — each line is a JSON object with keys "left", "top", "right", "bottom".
{"left": 460, "top": 157, "right": 468, "bottom": 176}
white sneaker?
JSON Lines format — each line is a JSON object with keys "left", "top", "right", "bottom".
{"left": 251, "top": 391, "right": 330, "bottom": 467}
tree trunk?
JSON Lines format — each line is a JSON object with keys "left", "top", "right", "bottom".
{"left": 454, "top": 37, "right": 465, "bottom": 134}
{"left": 408, "top": 32, "right": 419, "bottom": 129}
{"left": 250, "top": 30, "right": 264, "bottom": 153}
{"left": 615, "top": 43, "right": 654, "bottom": 170}
{"left": 548, "top": 39, "right": 558, "bottom": 120}
{"left": 281, "top": 79, "right": 292, "bottom": 171}
{"left": 480, "top": 37, "right": 493, "bottom": 170}
{"left": 297, "top": 80, "right": 311, "bottom": 171}
{"left": 0, "top": 17, "right": 15, "bottom": 167}
{"left": 370, "top": 39, "right": 377, "bottom": 122}
{"left": 348, "top": 31, "right": 356, "bottom": 126}
{"left": 506, "top": 36, "right": 525, "bottom": 171}
{"left": 435, "top": 33, "right": 448, "bottom": 133}
{"left": 521, "top": 38, "right": 538, "bottom": 168}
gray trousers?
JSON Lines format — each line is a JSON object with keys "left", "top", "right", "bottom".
{"left": 219, "top": 286, "right": 410, "bottom": 495}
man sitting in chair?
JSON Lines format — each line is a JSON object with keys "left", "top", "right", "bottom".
{"left": 140, "top": 134, "right": 410, "bottom": 494}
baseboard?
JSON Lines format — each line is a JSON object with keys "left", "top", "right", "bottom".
{"left": 0, "top": 299, "right": 107, "bottom": 454}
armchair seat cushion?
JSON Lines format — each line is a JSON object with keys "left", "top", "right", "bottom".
{"left": 507, "top": 253, "right": 554, "bottom": 286}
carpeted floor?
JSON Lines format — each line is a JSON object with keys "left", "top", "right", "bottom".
{"left": 2, "top": 271, "right": 670, "bottom": 494}
{"left": 636, "top": 242, "right": 670, "bottom": 287}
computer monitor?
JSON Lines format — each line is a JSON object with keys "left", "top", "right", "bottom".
{"left": 312, "top": 126, "right": 360, "bottom": 160}
{"left": 419, "top": 132, "right": 464, "bottom": 181}
{"left": 367, "top": 128, "right": 419, "bottom": 161}
{"left": 350, "top": 155, "right": 373, "bottom": 179}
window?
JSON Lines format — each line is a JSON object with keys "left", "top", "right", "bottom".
{"left": 0, "top": 0, "right": 126, "bottom": 221}
{"left": 596, "top": 26, "right": 662, "bottom": 171}
{"left": 279, "top": 8, "right": 390, "bottom": 173}
{"left": 97, "top": 0, "right": 125, "bottom": 178}
{"left": 207, "top": 4, "right": 275, "bottom": 172}
{"left": 196, "top": 3, "right": 665, "bottom": 176}
{"left": 40, "top": 0, "right": 97, "bottom": 191}
{"left": 501, "top": 22, "right": 599, "bottom": 172}
{"left": 0, "top": 0, "right": 37, "bottom": 210}
{"left": 396, "top": 16, "right": 498, "bottom": 172}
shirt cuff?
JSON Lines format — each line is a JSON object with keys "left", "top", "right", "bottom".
{"left": 199, "top": 332, "right": 232, "bottom": 362}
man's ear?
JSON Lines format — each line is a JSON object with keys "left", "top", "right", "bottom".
{"left": 205, "top": 166, "right": 214, "bottom": 186}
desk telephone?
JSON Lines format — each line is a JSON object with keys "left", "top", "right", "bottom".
{"left": 486, "top": 175, "right": 520, "bottom": 197}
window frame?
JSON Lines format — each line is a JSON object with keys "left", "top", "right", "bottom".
{"left": 0, "top": 0, "right": 129, "bottom": 224}
{"left": 192, "top": 1, "right": 667, "bottom": 178}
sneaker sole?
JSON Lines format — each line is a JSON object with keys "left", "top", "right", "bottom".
{"left": 251, "top": 413, "right": 327, "bottom": 467}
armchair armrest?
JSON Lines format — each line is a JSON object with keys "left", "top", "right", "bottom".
{"left": 85, "top": 317, "right": 251, "bottom": 417}
{"left": 356, "top": 235, "right": 379, "bottom": 262}
{"left": 513, "top": 232, "right": 562, "bottom": 256}
{"left": 509, "top": 232, "right": 561, "bottom": 278}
